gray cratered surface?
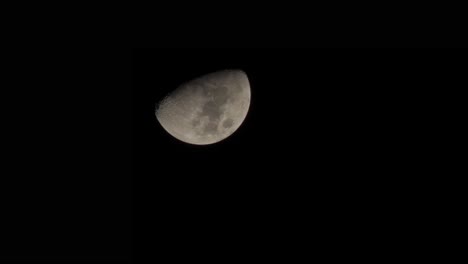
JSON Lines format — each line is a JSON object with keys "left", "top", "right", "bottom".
{"left": 155, "top": 69, "right": 251, "bottom": 145}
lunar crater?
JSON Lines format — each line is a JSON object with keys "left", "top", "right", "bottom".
{"left": 223, "top": 118, "right": 234, "bottom": 128}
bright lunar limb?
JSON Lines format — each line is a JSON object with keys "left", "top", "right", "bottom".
{"left": 155, "top": 69, "right": 251, "bottom": 145}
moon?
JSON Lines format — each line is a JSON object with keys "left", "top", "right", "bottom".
{"left": 155, "top": 69, "right": 251, "bottom": 145}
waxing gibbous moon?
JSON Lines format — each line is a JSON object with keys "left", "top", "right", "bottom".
{"left": 155, "top": 69, "right": 251, "bottom": 145}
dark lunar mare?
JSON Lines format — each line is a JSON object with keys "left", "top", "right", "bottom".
{"left": 199, "top": 85, "right": 230, "bottom": 135}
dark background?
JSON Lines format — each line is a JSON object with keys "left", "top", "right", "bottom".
{"left": 131, "top": 48, "right": 461, "bottom": 261}
{"left": 2, "top": 48, "right": 462, "bottom": 262}
{"left": 2, "top": 49, "right": 132, "bottom": 262}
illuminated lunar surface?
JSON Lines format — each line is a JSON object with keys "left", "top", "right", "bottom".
{"left": 155, "top": 69, "right": 251, "bottom": 145}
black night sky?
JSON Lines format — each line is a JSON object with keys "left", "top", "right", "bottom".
{"left": 2, "top": 48, "right": 460, "bottom": 262}
{"left": 131, "top": 48, "right": 449, "bottom": 261}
